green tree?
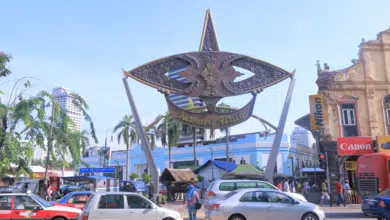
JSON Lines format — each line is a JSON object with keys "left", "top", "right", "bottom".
{"left": 142, "top": 172, "right": 152, "bottom": 184}
{"left": 0, "top": 52, "right": 98, "bottom": 179}
{"left": 156, "top": 113, "right": 181, "bottom": 168}
{"left": 130, "top": 173, "right": 139, "bottom": 180}
{"left": 114, "top": 115, "right": 137, "bottom": 180}
{"left": 0, "top": 52, "right": 12, "bottom": 77}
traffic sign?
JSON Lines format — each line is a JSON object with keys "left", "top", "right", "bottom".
{"left": 79, "top": 167, "right": 115, "bottom": 173}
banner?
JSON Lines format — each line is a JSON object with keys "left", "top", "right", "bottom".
{"left": 309, "top": 94, "right": 328, "bottom": 130}
{"left": 337, "top": 137, "right": 374, "bottom": 155}
{"left": 344, "top": 161, "right": 357, "bottom": 171}
{"left": 377, "top": 136, "right": 390, "bottom": 153}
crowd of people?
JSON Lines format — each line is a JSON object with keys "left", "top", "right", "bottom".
{"left": 276, "top": 178, "right": 353, "bottom": 206}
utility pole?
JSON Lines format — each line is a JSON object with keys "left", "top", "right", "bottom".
{"left": 226, "top": 128, "right": 229, "bottom": 163}
{"left": 209, "top": 147, "right": 214, "bottom": 180}
{"left": 44, "top": 102, "right": 55, "bottom": 179}
{"left": 325, "top": 151, "right": 332, "bottom": 207}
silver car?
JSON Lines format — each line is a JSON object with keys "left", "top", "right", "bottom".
{"left": 206, "top": 188, "right": 325, "bottom": 220}
{"left": 206, "top": 179, "right": 307, "bottom": 203}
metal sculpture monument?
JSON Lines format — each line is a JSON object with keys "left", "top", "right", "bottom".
{"left": 122, "top": 10, "right": 295, "bottom": 200}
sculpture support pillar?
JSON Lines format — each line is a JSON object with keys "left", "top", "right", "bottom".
{"left": 265, "top": 74, "right": 296, "bottom": 182}
{"left": 123, "top": 77, "right": 159, "bottom": 203}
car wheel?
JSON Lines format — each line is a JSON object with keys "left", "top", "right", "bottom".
{"left": 229, "top": 214, "right": 246, "bottom": 220}
{"left": 302, "top": 213, "right": 318, "bottom": 220}
{"left": 52, "top": 217, "right": 65, "bottom": 220}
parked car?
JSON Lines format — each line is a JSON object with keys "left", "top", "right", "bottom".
{"left": 120, "top": 180, "right": 147, "bottom": 194}
{"left": 50, "top": 191, "right": 92, "bottom": 209}
{"left": 119, "top": 181, "right": 137, "bottom": 193}
{"left": 206, "top": 188, "right": 325, "bottom": 220}
{"left": 0, "top": 193, "right": 82, "bottom": 219}
{"left": 205, "top": 179, "right": 307, "bottom": 204}
{"left": 61, "top": 185, "right": 86, "bottom": 195}
{"left": 362, "top": 189, "right": 390, "bottom": 219}
{"left": 80, "top": 191, "right": 183, "bottom": 220}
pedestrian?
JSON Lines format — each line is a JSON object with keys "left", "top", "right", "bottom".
{"left": 283, "top": 178, "right": 290, "bottom": 192}
{"left": 184, "top": 184, "right": 200, "bottom": 220}
{"left": 289, "top": 179, "right": 296, "bottom": 193}
{"left": 303, "top": 181, "right": 311, "bottom": 199}
{"left": 336, "top": 180, "right": 345, "bottom": 206}
{"left": 344, "top": 180, "right": 352, "bottom": 204}
{"left": 88, "top": 182, "right": 94, "bottom": 192}
{"left": 276, "top": 180, "right": 283, "bottom": 191}
{"left": 320, "top": 179, "right": 330, "bottom": 206}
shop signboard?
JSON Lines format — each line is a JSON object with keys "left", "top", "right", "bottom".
{"left": 377, "top": 136, "right": 390, "bottom": 153}
{"left": 309, "top": 94, "right": 328, "bottom": 130}
{"left": 337, "top": 137, "right": 374, "bottom": 156}
{"left": 344, "top": 161, "right": 357, "bottom": 170}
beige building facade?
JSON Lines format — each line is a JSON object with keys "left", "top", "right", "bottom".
{"left": 317, "top": 27, "right": 390, "bottom": 140}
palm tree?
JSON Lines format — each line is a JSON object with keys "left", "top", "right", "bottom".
{"left": 182, "top": 98, "right": 203, "bottom": 166}
{"left": 114, "top": 115, "right": 137, "bottom": 180}
{"left": 145, "top": 125, "right": 158, "bottom": 151}
{"left": 156, "top": 113, "right": 181, "bottom": 168}
{"left": 218, "top": 102, "right": 232, "bottom": 162}
{"left": 79, "top": 130, "right": 90, "bottom": 156}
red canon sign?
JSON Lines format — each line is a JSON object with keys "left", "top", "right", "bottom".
{"left": 337, "top": 137, "right": 374, "bottom": 155}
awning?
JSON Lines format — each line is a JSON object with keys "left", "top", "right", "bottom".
{"left": 301, "top": 168, "right": 325, "bottom": 173}
{"left": 62, "top": 175, "right": 112, "bottom": 183}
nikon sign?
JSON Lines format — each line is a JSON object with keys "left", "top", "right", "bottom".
{"left": 309, "top": 94, "right": 328, "bottom": 130}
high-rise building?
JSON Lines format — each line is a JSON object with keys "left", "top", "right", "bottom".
{"left": 52, "top": 87, "right": 82, "bottom": 131}
{"left": 290, "top": 127, "right": 314, "bottom": 148}
{"left": 168, "top": 68, "right": 206, "bottom": 146}
{"left": 168, "top": 68, "right": 204, "bottom": 109}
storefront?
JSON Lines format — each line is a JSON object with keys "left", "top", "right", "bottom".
{"left": 337, "top": 136, "right": 374, "bottom": 190}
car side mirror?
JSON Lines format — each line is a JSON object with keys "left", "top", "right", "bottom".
{"left": 147, "top": 203, "right": 153, "bottom": 209}
{"left": 292, "top": 200, "right": 300, "bottom": 205}
{"left": 33, "top": 206, "right": 42, "bottom": 211}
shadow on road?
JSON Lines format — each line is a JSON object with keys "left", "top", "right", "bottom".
{"left": 326, "top": 213, "right": 368, "bottom": 218}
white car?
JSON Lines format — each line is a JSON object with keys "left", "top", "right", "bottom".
{"left": 80, "top": 192, "right": 182, "bottom": 220}
{"left": 206, "top": 188, "right": 325, "bottom": 220}
{"left": 206, "top": 180, "right": 307, "bottom": 203}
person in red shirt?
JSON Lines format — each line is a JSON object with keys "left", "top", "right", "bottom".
{"left": 276, "top": 180, "right": 283, "bottom": 191}
{"left": 336, "top": 180, "right": 345, "bottom": 206}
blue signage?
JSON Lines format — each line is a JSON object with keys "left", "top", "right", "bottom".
{"left": 79, "top": 167, "right": 115, "bottom": 173}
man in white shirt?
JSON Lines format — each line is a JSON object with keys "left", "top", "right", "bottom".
{"left": 283, "top": 179, "right": 290, "bottom": 192}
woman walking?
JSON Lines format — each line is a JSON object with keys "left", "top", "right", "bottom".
{"left": 185, "top": 184, "right": 200, "bottom": 220}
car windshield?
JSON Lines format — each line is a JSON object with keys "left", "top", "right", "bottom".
{"left": 133, "top": 182, "right": 145, "bottom": 187}
{"left": 31, "top": 195, "right": 52, "bottom": 207}
{"left": 221, "top": 191, "right": 237, "bottom": 200}
{"left": 83, "top": 194, "right": 95, "bottom": 211}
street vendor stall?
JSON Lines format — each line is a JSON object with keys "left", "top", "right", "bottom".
{"left": 160, "top": 168, "right": 197, "bottom": 201}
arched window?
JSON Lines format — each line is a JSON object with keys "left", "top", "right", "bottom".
{"left": 384, "top": 96, "right": 390, "bottom": 135}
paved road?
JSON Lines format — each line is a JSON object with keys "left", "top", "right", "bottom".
{"left": 164, "top": 201, "right": 371, "bottom": 220}
{"left": 323, "top": 207, "right": 371, "bottom": 220}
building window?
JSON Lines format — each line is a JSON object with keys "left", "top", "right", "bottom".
{"left": 384, "top": 96, "right": 390, "bottom": 135}
{"left": 340, "top": 103, "right": 358, "bottom": 137}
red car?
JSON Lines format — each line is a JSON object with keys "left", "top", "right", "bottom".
{"left": 0, "top": 193, "right": 82, "bottom": 219}
{"left": 50, "top": 191, "right": 91, "bottom": 209}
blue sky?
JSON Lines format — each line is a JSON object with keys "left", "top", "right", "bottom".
{"left": 2, "top": 0, "right": 390, "bottom": 149}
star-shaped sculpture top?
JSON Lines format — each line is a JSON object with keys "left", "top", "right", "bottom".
{"left": 123, "top": 9, "right": 293, "bottom": 128}
{"left": 199, "top": 9, "right": 220, "bottom": 52}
